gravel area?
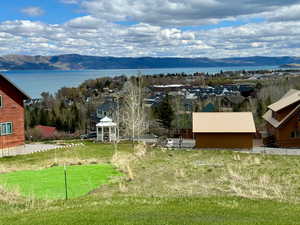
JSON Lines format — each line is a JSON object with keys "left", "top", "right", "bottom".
{"left": 0, "top": 143, "right": 64, "bottom": 158}
{"left": 252, "top": 147, "right": 300, "bottom": 156}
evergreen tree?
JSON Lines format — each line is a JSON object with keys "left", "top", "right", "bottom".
{"left": 256, "top": 99, "right": 264, "bottom": 118}
{"left": 153, "top": 95, "right": 174, "bottom": 130}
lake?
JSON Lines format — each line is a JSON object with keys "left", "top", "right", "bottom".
{"left": 2, "top": 65, "right": 278, "bottom": 98}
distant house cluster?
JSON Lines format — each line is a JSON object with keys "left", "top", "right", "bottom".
{"left": 144, "top": 83, "right": 254, "bottom": 112}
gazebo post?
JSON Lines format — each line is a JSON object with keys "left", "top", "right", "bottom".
{"left": 96, "top": 126, "right": 99, "bottom": 141}
{"left": 101, "top": 126, "right": 104, "bottom": 142}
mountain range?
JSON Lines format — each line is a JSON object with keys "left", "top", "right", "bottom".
{"left": 0, "top": 54, "right": 300, "bottom": 70}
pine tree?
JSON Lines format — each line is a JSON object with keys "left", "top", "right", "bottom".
{"left": 153, "top": 95, "right": 174, "bottom": 130}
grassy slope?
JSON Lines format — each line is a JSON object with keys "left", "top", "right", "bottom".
{"left": 2, "top": 197, "right": 300, "bottom": 225}
{"left": 0, "top": 164, "right": 121, "bottom": 200}
{"left": 1, "top": 141, "right": 300, "bottom": 224}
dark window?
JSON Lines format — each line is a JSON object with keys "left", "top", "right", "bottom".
{"left": 0, "top": 95, "right": 2, "bottom": 107}
{"left": 291, "top": 130, "right": 300, "bottom": 138}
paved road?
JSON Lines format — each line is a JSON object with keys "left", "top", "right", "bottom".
{"left": 252, "top": 147, "right": 300, "bottom": 156}
{"left": 140, "top": 138, "right": 300, "bottom": 156}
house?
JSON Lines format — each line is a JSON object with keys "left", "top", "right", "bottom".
{"left": 96, "top": 98, "right": 118, "bottom": 119}
{"left": 193, "top": 112, "right": 256, "bottom": 149}
{"left": 0, "top": 74, "right": 30, "bottom": 148}
{"left": 263, "top": 89, "right": 300, "bottom": 147}
{"left": 35, "top": 125, "right": 57, "bottom": 139}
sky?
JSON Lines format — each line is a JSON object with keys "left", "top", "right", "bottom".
{"left": 0, "top": 0, "right": 300, "bottom": 58}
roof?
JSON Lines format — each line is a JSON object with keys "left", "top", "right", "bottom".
{"left": 153, "top": 84, "right": 184, "bottom": 88}
{"left": 223, "top": 95, "right": 245, "bottom": 105}
{"left": 35, "top": 125, "right": 57, "bottom": 137}
{"left": 0, "top": 74, "right": 30, "bottom": 99}
{"left": 96, "top": 116, "right": 116, "bottom": 127}
{"left": 262, "top": 110, "right": 280, "bottom": 127}
{"left": 193, "top": 112, "right": 256, "bottom": 133}
{"left": 268, "top": 89, "right": 300, "bottom": 112}
{"left": 263, "top": 105, "right": 300, "bottom": 128}
{"left": 97, "top": 100, "right": 117, "bottom": 112}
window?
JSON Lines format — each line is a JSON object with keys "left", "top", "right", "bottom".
{"left": 0, "top": 95, "right": 2, "bottom": 108}
{"left": 0, "top": 122, "right": 13, "bottom": 135}
{"left": 291, "top": 130, "right": 300, "bottom": 138}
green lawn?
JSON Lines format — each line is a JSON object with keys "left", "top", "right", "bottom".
{"left": 1, "top": 196, "right": 300, "bottom": 225}
{"left": 0, "top": 164, "right": 122, "bottom": 200}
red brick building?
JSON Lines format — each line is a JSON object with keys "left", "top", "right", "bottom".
{"left": 0, "top": 74, "right": 29, "bottom": 149}
{"left": 35, "top": 125, "right": 57, "bottom": 139}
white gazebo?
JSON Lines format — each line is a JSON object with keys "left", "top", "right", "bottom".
{"left": 96, "top": 116, "right": 117, "bottom": 142}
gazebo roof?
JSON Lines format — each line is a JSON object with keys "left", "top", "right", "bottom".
{"left": 96, "top": 116, "right": 116, "bottom": 127}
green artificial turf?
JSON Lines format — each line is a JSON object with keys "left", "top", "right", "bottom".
{"left": 0, "top": 164, "right": 121, "bottom": 200}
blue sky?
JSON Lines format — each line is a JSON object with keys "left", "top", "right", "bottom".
{"left": 0, "top": 0, "right": 300, "bottom": 57}
{"left": 0, "top": 0, "right": 85, "bottom": 24}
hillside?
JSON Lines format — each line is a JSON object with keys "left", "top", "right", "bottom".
{"left": 0, "top": 54, "right": 300, "bottom": 70}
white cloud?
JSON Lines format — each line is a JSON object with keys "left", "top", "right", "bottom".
{"left": 66, "top": 16, "right": 103, "bottom": 29}
{"left": 21, "top": 7, "right": 44, "bottom": 17}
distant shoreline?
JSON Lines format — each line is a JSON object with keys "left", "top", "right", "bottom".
{"left": 280, "top": 64, "right": 300, "bottom": 68}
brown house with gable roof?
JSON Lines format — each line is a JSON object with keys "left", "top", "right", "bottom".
{"left": 263, "top": 89, "right": 300, "bottom": 147}
{"left": 0, "top": 74, "right": 30, "bottom": 149}
{"left": 193, "top": 112, "right": 256, "bottom": 149}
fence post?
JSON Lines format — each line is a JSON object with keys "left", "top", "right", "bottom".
{"left": 64, "top": 164, "right": 68, "bottom": 200}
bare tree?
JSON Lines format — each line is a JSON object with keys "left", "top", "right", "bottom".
{"left": 121, "top": 78, "right": 147, "bottom": 145}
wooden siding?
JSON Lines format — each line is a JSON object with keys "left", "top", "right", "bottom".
{"left": 275, "top": 111, "right": 300, "bottom": 147}
{"left": 275, "top": 101, "right": 300, "bottom": 121}
{"left": 194, "top": 133, "right": 253, "bottom": 149}
{"left": 0, "top": 82, "right": 25, "bottom": 149}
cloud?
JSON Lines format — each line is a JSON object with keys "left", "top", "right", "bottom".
{"left": 266, "top": 4, "right": 300, "bottom": 22}
{"left": 2, "top": 1, "right": 300, "bottom": 57}
{"left": 79, "top": 0, "right": 300, "bottom": 26}
{"left": 66, "top": 16, "right": 103, "bottom": 29}
{"left": 21, "top": 7, "right": 44, "bottom": 17}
